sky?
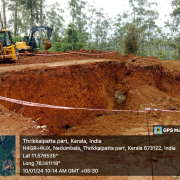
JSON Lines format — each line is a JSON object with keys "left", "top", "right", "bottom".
{"left": 2, "top": 0, "right": 173, "bottom": 34}
{"left": 45, "top": 0, "right": 173, "bottom": 29}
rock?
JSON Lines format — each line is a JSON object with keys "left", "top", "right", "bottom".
{"left": 152, "top": 156, "right": 158, "bottom": 162}
{"left": 170, "top": 106, "right": 176, "bottom": 110}
{"left": 5, "top": 113, "right": 11, "bottom": 117}
{"left": 37, "top": 126, "right": 41, "bottom": 129}
{"left": 122, "top": 164, "right": 126, "bottom": 168}
{"left": 114, "top": 90, "right": 126, "bottom": 103}
{"left": 130, "top": 57, "right": 138, "bottom": 62}
{"left": 151, "top": 112, "right": 157, "bottom": 117}
{"left": 114, "top": 112, "right": 118, "bottom": 115}
{"left": 41, "top": 125, "right": 47, "bottom": 129}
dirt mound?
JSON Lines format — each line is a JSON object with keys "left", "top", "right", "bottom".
{"left": 44, "top": 50, "right": 53, "bottom": 54}
{"left": 35, "top": 50, "right": 43, "bottom": 54}
{"left": 104, "top": 51, "right": 123, "bottom": 59}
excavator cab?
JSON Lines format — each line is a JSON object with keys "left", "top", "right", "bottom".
{"left": 31, "top": 35, "right": 41, "bottom": 50}
{"left": 0, "top": 30, "right": 12, "bottom": 46}
{"left": 23, "top": 35, "right": 40, "bottom": 50}
{"left": 16, "top": 34, "right": 41, "bottom": 51}
{"left": 23, "top": 35, "right": 29, "bottom": 43}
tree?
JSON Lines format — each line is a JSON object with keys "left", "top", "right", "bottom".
{"left": 8, "top": 0, "right": 19, "bottom": 36}
{"left": 171, "top": 0, "right": 180, "bottom": 27}
{"left": 129, "top": 0, "right": 159, "bottom": 56}
{"left": 124, "top": 24, "right": 139, "bottom": 55}
{"left": 19, "top": 0, "right": 40, "bottom": 27}
{"left": 113, "top": 12, "right": 130, "bottom": 53}
{"left": 166, "top": 0, "right": 180, "bottom": 59}
{"left": 45, "top": 2, "right": 64, "bottom": 43}
{"left": 68, "top": 0, "right": 86, "bottom": 50}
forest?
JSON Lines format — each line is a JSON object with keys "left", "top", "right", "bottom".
{"left": 1, "top": 0, "right": 180, "bottom": 60}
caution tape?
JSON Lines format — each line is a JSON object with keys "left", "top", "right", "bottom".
{"left": 0, "top": 95, "right": 180, "bottom": 114}
{"left": 0, "top": 54, "right": 19, "bottom": 57}
{"left": 0, "top": 51, "right": 116, "bottom": 57}
{"left": 0, "top": 95, "right": 144, "bottom": 112}
{"left": 19, "top": 51, "right": 117, "bottom": 56}
{"left": 145, "top": 107, "right": 180, "bottom": 113}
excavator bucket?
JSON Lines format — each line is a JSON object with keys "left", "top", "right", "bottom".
{"left": 44, "top": 39, "right": 52, "bottom": 50}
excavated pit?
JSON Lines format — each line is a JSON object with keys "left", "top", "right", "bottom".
{"left": 0, "top": 61, "right": 127, "bottom": 134}
{"left": 0, "top": 57, "right": 180, "bottom": 135}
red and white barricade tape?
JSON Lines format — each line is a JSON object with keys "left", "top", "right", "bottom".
{"left": 0, "top": 95, "right": 179, "bottom": 113}
{"left": 145, "top": 107, "right": 180, "bottom": 113}
{"left": 19, "top": 51, "right": 117, "bottom": 56}
{"left": 0, "top": 95, "right": 144, "bottom": 112}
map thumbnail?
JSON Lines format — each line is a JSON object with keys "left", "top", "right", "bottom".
{"left": 0, "top": 136, "right": 15, "bottom": 176}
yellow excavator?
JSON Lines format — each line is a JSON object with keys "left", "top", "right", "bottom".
{"left": 15, "top": 26, "right": 53, "bottom": 52}
{"left": 0, "top": 29, "right": 19, "bottom": 62}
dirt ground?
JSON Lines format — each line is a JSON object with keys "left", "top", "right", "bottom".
{"left": 0, "top": 50, "right": 180, "bottom": 180}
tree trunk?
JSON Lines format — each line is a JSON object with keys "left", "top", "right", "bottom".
{"left": 0, "top": 12, "right": 3, "bottom": 29}
{"left": 31, "top": 0, "right": 36, "bottom": 27}
{"left": 71, "top": 0, "right": 75, "bottom": 51}
{"left": 40, "top": 0, "right": 43, "bottom": 45}
{"left": 2, "top": 0, "right": 6, "bottom": 29}
{"left": 134, "top": 8, "right": 136, "bottom": 23}
{"left": 14, "top": 0, "right": 18, "bottom": 36}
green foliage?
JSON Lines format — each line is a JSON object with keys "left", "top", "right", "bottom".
{"left": 157, "top": 53, "right": 167, "bottom": 59}
{"left": 51, "top": 42, "right": 71, "bottom": 52}
{"left": 5, "top": 0, "right": 180, "bottom": 60}
{"left": 45, "top": 2, "right": 64, "bottom": 43}
{"left": 40, "top": 44, "right": 45, "bottom": 52}
{"left": 12, "top": 36, "right": 23, "bottom": 43}
{"left": 124, "top": 24, "right": 139, "bottom": 55}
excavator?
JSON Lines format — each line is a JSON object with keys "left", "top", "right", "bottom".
{"left": 0, "top": 29, "right": 19, "bottom": 62}
{"left": 15, "top": 26, "right": 53, "bottom": 52}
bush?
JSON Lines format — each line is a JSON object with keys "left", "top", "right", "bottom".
{"left": 12, "top": 36, "right": 23, "bottom": 44}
